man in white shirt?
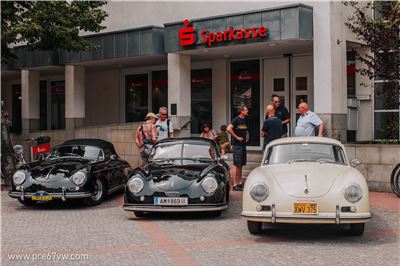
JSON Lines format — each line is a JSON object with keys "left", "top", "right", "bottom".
{"left": 156, "top": 106, "right": 174, "bottom": 140}
{"left": 294, "top": 102, "right": 324, "bottom": 137}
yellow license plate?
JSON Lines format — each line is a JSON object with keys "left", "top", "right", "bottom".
{"left": 293, "top": 202, "right": 318, "bottom": 214}
{"left": 32, "top": 191, "right": 53, "bottom": 201}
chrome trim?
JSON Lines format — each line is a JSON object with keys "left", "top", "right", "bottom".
{"left": 123, "top": 204, "right": 228, "bottom": 212}
{"left": 335, "top": 204, "right": 340, "bottom": 224}
{"left": 108, "top": 184, "right": 125, "bottom": 194}
{"left": 9, "top": 191, "right": 92, "bottom": 199}
{"left": 21, "top": 186, "right": 25, "bottom": 201}
{"left": 271, "top": 204, "right": 276, "bottom": 224}
{"left": 241, "top": 215, "right": 371, "bottom": 224}
{"left": 61, "top": 187, "right": 66, "bottom": 202}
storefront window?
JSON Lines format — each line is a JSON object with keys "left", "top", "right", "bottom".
{"left": 51, "top": 81, "right": 65, "bottom": 130}
{"left": 191, "top": 69, "right": 212, "bottom": 134}
{"left": 347, "top": 51, "right": 356, "bottom": 98}
{"left": 11, "top": 84, "right": 22, "bottom": 134}
{"left": 231, "top": 60, "right": 260, "bottom": 146}
{"left": 126, "top": 74, "right": 148, "bottom": 122}
{"left": 152, "top": 71, "right": 168, "bottom": 114}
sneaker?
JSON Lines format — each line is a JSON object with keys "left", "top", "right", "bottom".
{"left": 233, "top": 185, "right": 243, "bottom": 191}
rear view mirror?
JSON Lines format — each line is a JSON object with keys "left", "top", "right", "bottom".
{"left": 110, "top": 155, "right": 118, "bottom": 161}
{"left": 350, "top": 159, "right": 360, "bottom": 168}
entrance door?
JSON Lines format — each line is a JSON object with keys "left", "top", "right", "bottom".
{"left": 292, "top": 56, "right": 314, "bottom": 134}
{"left": 263, "top": 56, "right": 313, "bottom": 135}
{"left": 231, "top": 60, "right": 260, "bottom": 147}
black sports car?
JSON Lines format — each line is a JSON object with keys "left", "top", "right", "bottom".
{"left": 9, "top": 139, "right": 131, "bottom": 206}
{"left": 123, "top": 138, "right": 230, "bottom": 217}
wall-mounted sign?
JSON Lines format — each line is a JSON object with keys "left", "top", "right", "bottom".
{"left": 179, "top": 19, "right": 268, "bottom": 47}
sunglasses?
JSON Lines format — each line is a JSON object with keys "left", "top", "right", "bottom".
{"left": 274, "top": 100, "right": 280, "bottom": 103}
{"left": 160, "top": 113, "right": 168, "bottom": 116}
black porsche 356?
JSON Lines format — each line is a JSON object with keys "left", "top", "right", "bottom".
{"left": 9, "top": 139, "right": 131, "bottom": 206}
{"left": 123, "top": 138, "right": 230, "bottom": 217}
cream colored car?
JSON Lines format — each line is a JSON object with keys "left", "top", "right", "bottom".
{"left": 242, "top": 137, "right": 371, "bottom": 236}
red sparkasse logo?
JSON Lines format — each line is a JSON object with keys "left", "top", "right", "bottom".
{"left": 178, "top": 19, "right": 268, "bottom": 47}
{"left": 179, "top": 19, "right": 195, "bottom": 46}
{"left": 32, "top": 143, "right": 51, "bottom": 155}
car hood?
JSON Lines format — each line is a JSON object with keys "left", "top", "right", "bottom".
{"left": 22, "top": 157, "right": 89, "bottom": 182}
{"left": 146, "top": 163, "right": 213, "bottom": 191}
{"left": 267, "top": 162, "right": 347, "bottom": 197}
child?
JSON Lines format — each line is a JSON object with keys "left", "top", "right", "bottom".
{"left": 217, "top": 125, "right": 231, "bottom": 155}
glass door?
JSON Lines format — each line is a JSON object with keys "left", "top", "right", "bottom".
{"left": 231, "top": 60, "right": 260, "bottom": 147}
{"left": 125, "top": 74, "right": 148, "bottom": 122}
{"left": 50, "top": 80, "right": 65, "bottom": 130}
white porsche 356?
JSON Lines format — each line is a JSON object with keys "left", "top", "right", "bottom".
{"left": 241, "top": 137, "right": 371, "bottom": 236}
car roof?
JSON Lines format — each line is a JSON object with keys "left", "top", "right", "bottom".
{"left": 156, "top": 137, "right": 217, "bottom": 147}
{"left": 59, "top": 139, "right": 117, "bottom": 154}
{"left": 267, "top": 137, "right": 344, "bottom": 147}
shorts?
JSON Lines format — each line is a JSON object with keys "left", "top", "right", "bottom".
{"left": 233, "top": 145, "right": 247, "bottom": 166}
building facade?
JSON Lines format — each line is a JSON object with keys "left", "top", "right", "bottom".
{"left": 2, "top": 1, "right": 398, "bottom": 160}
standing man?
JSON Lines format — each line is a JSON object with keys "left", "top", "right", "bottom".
{"left": 271, "top": 94, "right": 290, "bottom": 137}
{"left": 156, "top": 106, "right": 174, "bottom": 141}
{"left": 227, "top": 105, "right": 249, "bottom": 191}
{"left": 261, "top": 105, "right": 282, "bottom": 150}
{"left": 294, "top": 102, "right": 324, "bottom": 137}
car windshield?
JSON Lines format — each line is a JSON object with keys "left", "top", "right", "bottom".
{"left": 264, "top": 143, "right": 347, "bottom": 165}
{"left": 48, "top": 145, "right": 103, "bottom": 160}
{"left": 149, "top": 142, "right": 217, "bottom": 163}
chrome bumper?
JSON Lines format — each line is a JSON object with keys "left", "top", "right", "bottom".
{"left": 9, "top": 188, "right": 92, "bottom": 202}
{"left": 241, "top": 204, "right": 372, "bottom": 224}
{"left": 123, "top": 204, "right": 228, "bottom": 212}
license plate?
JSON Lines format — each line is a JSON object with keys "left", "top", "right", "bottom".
{"left": 31, "top": 191, "right": 53, "bottom": 201}
{"left": 293, "top": 202, "right": 318, "bottom": 214}
{"left": 154, "top": 197, "right": 188, "bottom": 206}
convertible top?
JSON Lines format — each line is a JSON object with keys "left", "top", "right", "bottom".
{"left": 60, "top": 139, "right": 117, "bottom": 155}
{"left": 156, "top": 137, "right": 218, "bottom": 147}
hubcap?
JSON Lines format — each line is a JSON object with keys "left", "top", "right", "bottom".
{"left": 92, "top": 179, "right": 103, "bottom": 201}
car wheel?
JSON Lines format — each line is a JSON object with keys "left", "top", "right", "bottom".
{"left": 247, "top": 221, "right": 262, "bottom": 234}
{"left": 349, "top": 223, "right": 365, "bottom": 236}
{"left": 18, "top": 198, "right": 36, "bottom": 206}
{"left": 83, "top": 177, "right": 107, "bottom": 206}
{"left": 133, "top": 211, "right": 145, "bottom": 217}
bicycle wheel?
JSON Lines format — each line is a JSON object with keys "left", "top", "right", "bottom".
{"left": 390, "top": 163, "right": 400, "bottom": 197}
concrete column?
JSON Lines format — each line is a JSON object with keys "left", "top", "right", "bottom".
{"left": 21, "top": 69, "right": 40, "bottom": 134}
{"left": 212, "top": 59, "right": 229, "bottom": 130}
{"left": 167, "top": 53, "right": 191, "bottom": 137}
{"left": 65, "top": 65, "right": 85, "bottom": 138}
{"left": 313, "top": 1, "right": 347, "bottom": 142}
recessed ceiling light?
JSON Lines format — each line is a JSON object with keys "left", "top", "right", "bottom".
{"left": 224, "top": 54, "right": 230, "bottom": 58}
{"left": 268, "top": 43, "right": 276, "bottom": 46}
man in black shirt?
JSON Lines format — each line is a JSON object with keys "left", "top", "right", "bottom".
{"left": 227, "top": 105, "right": 249, "bottom": 191}
{"left": 261, "top": 105, "right": 282, "bottom": 150}
{"left": 271, "top": 94, "right": 290, "bottom": 137}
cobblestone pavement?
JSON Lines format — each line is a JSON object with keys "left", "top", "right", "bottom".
{"left": 1, "top": 190, "right": 399, "bottom": 266}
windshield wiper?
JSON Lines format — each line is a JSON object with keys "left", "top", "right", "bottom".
{"left": 287, "top": 159, "right": 315, "bottom": 164}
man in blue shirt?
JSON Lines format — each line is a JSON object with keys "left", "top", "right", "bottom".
{"left": 294, "top": 102, "right": 324, "bottom": 137}
{"left": 261, "top": 105, "right": 282, "bottom": 150}
{"left": 271, "top": 94, "right": 290, "bottom": 137}
{"left": 227, "top": 105, "right": 249, "bottom": 191}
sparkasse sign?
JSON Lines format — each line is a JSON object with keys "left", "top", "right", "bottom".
{"left": 178, "top": 19, "right": 268, "bottom": 47}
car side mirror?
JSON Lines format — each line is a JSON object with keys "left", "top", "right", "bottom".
{"left": 350, "top": 159, "right": 360, "bottom": 168}
{"left": 110, "top": 155, "right": 118, "bottom": 161}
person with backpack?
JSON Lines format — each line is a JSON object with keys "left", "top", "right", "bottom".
{"left": 135, "top": 112, "right": 158, "bottom": 163}
{"left": 156, "top": 106, "right": 174, "bottom": 140}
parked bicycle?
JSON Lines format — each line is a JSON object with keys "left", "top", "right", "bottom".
{"left": 390, "top": 163, "right": 400, "bottom": 197}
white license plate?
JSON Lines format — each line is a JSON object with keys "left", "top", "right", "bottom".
{"left": 154, "top": 197, "right": 188, "bottom": 206}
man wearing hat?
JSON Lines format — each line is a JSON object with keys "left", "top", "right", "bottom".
{"left": 135, "top": 112, "right": 158, "bottom": 163}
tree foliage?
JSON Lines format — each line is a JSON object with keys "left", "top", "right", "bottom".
{"left": 1, "top": 0, "right": 108, "bottom": 64}
{"left": 343, "top": 1, "right": 400, "bottom": 140}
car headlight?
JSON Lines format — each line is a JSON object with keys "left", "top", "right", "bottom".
{"left": 13, "top": 171, "right": 26, "bottom": 185}
{"left": 250, "top": 183, "right": 269, "bottom": 202}
{"left": 128, "top": 177, "right": 144, "bottom": 194}
{"left": 344, "top": 184, "right": 363, "bottom": 203}
{"left": 202, "top": 177, "right": 218, "bottom": 194}
{"left": 71, "top": 171, "right": 87, "bottom": 186}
